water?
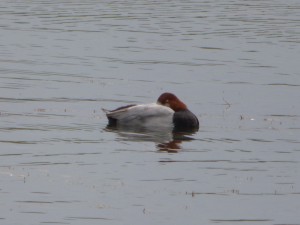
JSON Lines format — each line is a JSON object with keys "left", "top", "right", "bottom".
{"left": 1, "top": 0, "right": 300, "bottom": 224}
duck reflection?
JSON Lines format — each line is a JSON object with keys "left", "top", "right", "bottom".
{"left": 157, "top": 130, "right": 197, "bottom": 152}
{"left": 104, "top": 124, "right": 198, "bottom": 153}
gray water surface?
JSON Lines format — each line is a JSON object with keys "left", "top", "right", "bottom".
{"left": 1, "top": 1, "right": 300, "bottom": 225}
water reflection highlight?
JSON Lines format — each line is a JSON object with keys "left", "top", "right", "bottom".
{"left": 104, "top": 124, "right": 198, "bottom": 152}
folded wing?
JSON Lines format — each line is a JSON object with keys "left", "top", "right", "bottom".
{"left": 103, "top": 103, "right": 174, "bottom": 126}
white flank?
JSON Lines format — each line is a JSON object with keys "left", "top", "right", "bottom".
{"left": 103, "top": 103, "right": 174, "bottom": 127}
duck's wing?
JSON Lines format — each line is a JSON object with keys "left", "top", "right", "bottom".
{"left": 102, "top": 104, "right": 136, "bottom": 115}
{"left": 102, "top": 104, "right": 136, "bottom": 120}
{"left": 103, "top": 103, "right": 174, "bottom": 122}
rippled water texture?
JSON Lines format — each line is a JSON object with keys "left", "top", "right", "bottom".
{"left": 1, "top": 1, "right": 300, "bottom": 224}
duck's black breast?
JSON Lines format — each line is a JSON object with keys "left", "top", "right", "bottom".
{"left": 173, "top": 109, "right": 199, "bottom": 131}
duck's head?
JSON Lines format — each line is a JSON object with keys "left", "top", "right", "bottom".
{"left": 157, "top": 92, "right": 187, "bottom": 112}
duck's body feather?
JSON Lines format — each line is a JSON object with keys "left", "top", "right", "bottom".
{"left": 103, "top": 103, "right": 174, "bottom": 127}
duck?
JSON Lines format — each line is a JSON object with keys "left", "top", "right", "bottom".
{"left": 102, "top": 92, "right": 199, "bottom": 131}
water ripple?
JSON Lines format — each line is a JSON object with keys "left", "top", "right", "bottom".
{"left": 1, "top": 1, "right": 300, "bottom": 225}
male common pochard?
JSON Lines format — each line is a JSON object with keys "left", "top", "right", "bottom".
{"left": 103, "top": 92, "right": 199, "bottom": 131}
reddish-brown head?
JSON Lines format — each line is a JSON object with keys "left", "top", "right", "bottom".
{"left": 157, "top": 93, "right": 187, "bottom": 112}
